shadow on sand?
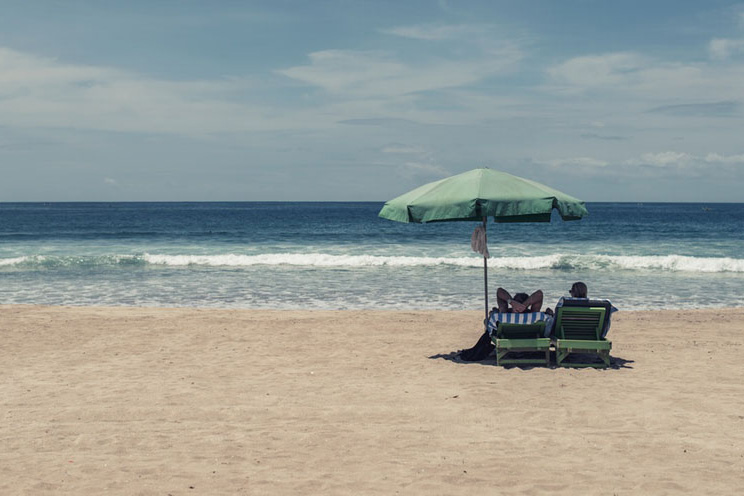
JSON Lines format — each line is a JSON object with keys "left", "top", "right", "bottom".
{"left": 429, "top": 350, "right": 634, "bottom": 370}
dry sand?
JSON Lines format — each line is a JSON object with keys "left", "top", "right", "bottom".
{"left": 1, "top": 305, "right": 744, "bottom": 495}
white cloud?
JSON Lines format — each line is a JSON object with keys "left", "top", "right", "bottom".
{"left": 621, "top": 151, "right": 744, "bottom": 179}
{"left": 0, "top": 46, "right": 322, "bottom": 135}
{"left": 633, "top": 151, "right": 693, "bottom": 167}
{"left": 401, "top": 161, "right": 449, "bottom": 176}
{"left": 381, "top": 23, "right": 490, "bottom": 41}
{"left": 544, "top": 50, "right": 744, "bottom": 107}
{"left": 278, "top": 47, "right": 521, "bottom": 98}
{"left": 546, "top": 52, "right": 647, "bottom": 88}
{"left": 0, "top": 48, "right": 112, "bottom": 86}
{"left": 621, "top": 151, "right": 744, "bottom": 170}
{"left": 377, "top": 144, "right": 447, "bottom": 178}
{"left": 704, "top": 152, "right": 744, "bottom": 164}
{"left": 534, "top": 152, "right": 744, "bottom": 181}
{"left": 381, "top": 143, "right": 427, "bottom": 154}
{"left": 279, "top": 22, "right": 524, "bottom": 101}
{"left": 542, "top": 157, "right": 610, "bottom": 168}
{"left": 709, "top": 38, "right": 744, "bottom": 60}
{"left": 279, "top": 50, "right": 408, "bottom": 94}
{"left": 0, "top": 27, "right": 523, "bottom": 140}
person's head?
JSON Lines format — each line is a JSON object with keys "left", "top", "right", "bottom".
{"left": 513, "top": 292, "right": 529, "bottom": 304}
{"left": 569, "top": 282, "right": 588, "bottom": 298}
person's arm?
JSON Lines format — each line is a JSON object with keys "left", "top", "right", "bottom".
{"left": 522, "top": 290, "right": 543, "bottom": 312}
{"left": 496, "top": 287, "right": 511, "bottom": 312}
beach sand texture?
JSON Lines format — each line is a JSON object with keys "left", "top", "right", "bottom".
{"left": 2, "top": 305, "right": 744, "bottom": 495}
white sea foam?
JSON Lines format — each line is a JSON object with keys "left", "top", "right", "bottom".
{"left": 2, "top": 253, "right": 743, "bottom": 273}
{"left": 594, "top": 255, "right": 744, "bottom": 273}
{"left": 142, "top": 253, "right": 744, "bottom": 272}
{"left": 0, "top": 256, "right": 33, "bottom": 266}
{"left": 141, "top": 253, "right": 482, "bottom": 267}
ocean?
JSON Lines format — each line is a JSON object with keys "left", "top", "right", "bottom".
{"left": 1, "top": 202, "right": 742, "bottom": 311}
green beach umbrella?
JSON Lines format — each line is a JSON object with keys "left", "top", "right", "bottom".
{"left": 379, "top": 168, "right": 588, "bottom": 327}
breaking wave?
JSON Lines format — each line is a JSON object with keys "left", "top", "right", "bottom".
{"left": 2, "top": 253, "right": 744, "bottom": 273}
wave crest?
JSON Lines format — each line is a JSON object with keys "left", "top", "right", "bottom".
{"left": 1, "top": 253, "right": 743, "bottom": 273}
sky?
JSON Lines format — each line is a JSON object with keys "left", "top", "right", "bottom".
{"left": 1, "top": 0, "right": 744, "bottom": 202}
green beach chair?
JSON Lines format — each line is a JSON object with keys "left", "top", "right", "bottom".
{"left": 554, "top": 306, "right": 612, "bottom": 368}
{"left": 491, "top": 320, "right": 551, "bottom": 367}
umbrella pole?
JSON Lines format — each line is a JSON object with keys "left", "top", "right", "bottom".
{"left": 482, "top": 216, "right": 489, "bottom": 330}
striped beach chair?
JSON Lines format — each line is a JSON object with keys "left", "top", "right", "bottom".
{"left": 488, "top": 311, "right": 554, "bottom": 367}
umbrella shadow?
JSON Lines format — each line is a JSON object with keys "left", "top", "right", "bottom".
{"left": 429, "top": 350, "right": 635, "bottom": 369}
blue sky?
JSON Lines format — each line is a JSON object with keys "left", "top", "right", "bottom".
{"left": 1, "top": 0, "right": 744, "bottom": 201}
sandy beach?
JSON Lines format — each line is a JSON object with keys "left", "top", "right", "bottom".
{"left": 1, "top": 305, "right": 743, "bottom": 495}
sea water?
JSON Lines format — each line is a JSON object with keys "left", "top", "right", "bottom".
{"left": 0, "top": 202, "right": 742, "bottom": 310}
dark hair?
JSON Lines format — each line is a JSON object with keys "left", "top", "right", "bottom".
{"left": 570, "top": 282, "right": 588, "bottom": 298}
{"left": 513, "top": 292, "right": 529, "bottom": 303}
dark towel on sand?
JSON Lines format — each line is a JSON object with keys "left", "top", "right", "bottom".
{"left": 459, "top": 331, "right": 494, "bottom": 361}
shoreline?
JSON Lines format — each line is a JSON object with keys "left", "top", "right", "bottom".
{"left": 2, "top": 305, "right": 744, "bottom": 494}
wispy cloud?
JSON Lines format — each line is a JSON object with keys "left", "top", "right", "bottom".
{"left": 630, "top": 151, "right": 744, "bottom": 170}
{"left": 702, "top": 152, "right": 744, "bottom": 164}
{"left": 542, "top": 157, "right": 610, "bottom": 168}
{"left": 545, "top": 50, "right": 744, "bottom": 107}
{"left": 0, "top": 46, "right": 304, "bottom": 135}
{"left": 374, "top": 141, "right": 447, "bottom": 179}
{"left": 338, "top": 118, "right": 420, "bottom": 126}
{"left": 537, "top": 151, "right": 744, "bottom": 180}
{"left": 580, "top": 133, "right": 628, "bottom": 141}
{"left": 279, "top": 22, "right": 524, "bottom": 102}
{"left": 278, "top": 46, "right": 521, "bottom": 98}
{"left": 400, "top": 161, "right": 450, "bottom": 176}
{"left": 630, "top": 151, "right": 693, "bottom": 168}
{"left": 646, "top": 100, "right": 741, "bottom": 117}
{"left": 546, "top": 52, "right": 648, "bottom": 88}
{"left": 709, "top": 38, "right": 744, "bottom": 60}
{"left": 380, "top": 143, "right": 427, "bottom": 154}
{"left": 381, "top": 23, "right": 491, "bottom": 41}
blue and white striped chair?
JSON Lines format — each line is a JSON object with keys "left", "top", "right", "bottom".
{"left": 488, "top": 311, "right": 554, "bottom": 366}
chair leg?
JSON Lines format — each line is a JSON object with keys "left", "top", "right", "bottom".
{"left": 601, "top": 350, "right": 610, "bottom": 367}
{"left": 556, "top": 349, "right": 566, "bottom": 367}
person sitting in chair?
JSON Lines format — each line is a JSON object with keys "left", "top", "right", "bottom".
{"left": 551, "top": 281, "right": 618, "bottom": 337}
{"left": 460, "top": 288, "right": 545, "bottom": 361}
{"left": 543, "top": 282, "right": 588, "bottom": 316}
{"left": 568, "top": 281, "right": 587, "bottom": 299}
{"left": 496, "top": 288, "right": 544, "bottom": 314}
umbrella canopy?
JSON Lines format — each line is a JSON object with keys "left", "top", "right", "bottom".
{"left": 379, "top": 168, "right": 587, "bottom": 224}
{"left": 378, "top": 168, "right": 588, "bottom": 327}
